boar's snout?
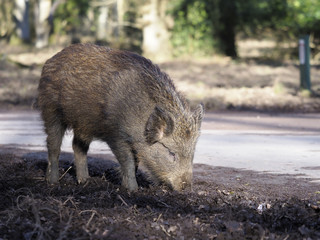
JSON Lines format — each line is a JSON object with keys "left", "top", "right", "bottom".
{"left": 167, "top": 171, "right": 193, "bottom": 191}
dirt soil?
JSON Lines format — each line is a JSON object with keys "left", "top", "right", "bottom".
{"left": 0, "top": 145, "right": 319, "bottom": 240}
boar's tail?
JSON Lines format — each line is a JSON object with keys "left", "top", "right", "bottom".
{"left": 31, "top": 97, "right": 39, "bottom": 110}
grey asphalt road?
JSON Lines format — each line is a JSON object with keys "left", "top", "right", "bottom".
{"left": 0, "top": 111, "right": 319, "bottom": 181}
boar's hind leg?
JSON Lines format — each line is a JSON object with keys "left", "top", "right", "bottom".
{"left": 45, "top": 120, "right": 66, "bottom": 184}
{"left": 72, "top": 136, "right": 90, "bottom": 184}
{"left": 111, "top": 142, "right": 138, "bottom": 191}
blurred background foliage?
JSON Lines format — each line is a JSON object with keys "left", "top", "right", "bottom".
{"left": 53, "top": 0, "right": 91, "bottom": 36}
{"left": 1, "top": 0, "right": 320, "bottom": 60}
{"left": 170, "top": 0, "right": 320, "bottom": 58}
{"left": 169, "top": 0, "right": 219, "bottom": 57}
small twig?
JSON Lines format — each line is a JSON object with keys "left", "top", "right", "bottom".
{"left": 160, "top": 224, "right": 171, "bottom": 237}
{"left": 59, "top": 166, "right": 72, "bottom": 181}
{"left": 159, "top": 201, "right": 171, "bottom": 208}
{"left": 101, "top": 173, "right": 107, "bottom": 181}
{"left": 79, "top": 210, "right": 99, "bottom": 229}
{"left": 38, "top": 207, "right": 59, "bottom": 215}
{"left": 155, "top": 213, "right": 162, "bottom": 223}
{"left": 83, "top": 180, "right": 90, "bottom": 188}
{"left": 62, "top": 197, "right": 78, "bottom": 209}
{"left": 16, "top": 195, "right": 26, "bottom": 211}
{"left": 86, "top": 212, "right": 96, "bottom": 228}
{"left": 117, "top": 194, "right": 128, "bottom": 206}
{"left": 80, "top": 209, "right": 98, "bottom": 215}
{"left": 125, "top": 217, "right": 132, "bottom": 223}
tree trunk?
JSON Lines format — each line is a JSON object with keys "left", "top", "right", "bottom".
{"left": 96, "top": 5, "right": 109, "bottom": 41}
{"left": 219, "top": 1, "right": 237, "bottom": 58}
{"left": 34, "top": 0, "right": 51, "bottom": 48}
{"left": 14, "top": 0, "right": 30, "bottom": 41}
{"left": 1, "top": 1, "right": 14, "bottom": 39}
{"left": 141, "top": 0, "right": 171, "bottom": 61}
{"left": 115, "top": 0, "right": 124, "bottom": 39}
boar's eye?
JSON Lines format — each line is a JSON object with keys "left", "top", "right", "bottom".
{"left": 169, "top": 150, "right": 176, "bottom": 162}
{"left": 160, "top": 142, "right": 176, "bottom": 162}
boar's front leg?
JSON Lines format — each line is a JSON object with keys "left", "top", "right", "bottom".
{"left": 72, "top": 135, "right": 90, "bottom": 184}
{"left": 110, "top": 141, "right": 138, "bottom": 191}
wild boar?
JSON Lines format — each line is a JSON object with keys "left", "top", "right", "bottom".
{"left": 37, "top": 43, "right": 203, "bottom": 191}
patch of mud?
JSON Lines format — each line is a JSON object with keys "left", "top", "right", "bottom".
{"left": 0, "top": 146, "right": 319, "bottom": 239}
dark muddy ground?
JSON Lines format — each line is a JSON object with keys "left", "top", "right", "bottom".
{"left": 0, "top": 146, "right": 319, "bottom": 239}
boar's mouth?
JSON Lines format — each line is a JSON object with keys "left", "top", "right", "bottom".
{"left": 163, "top": 172, "right": 193, "bottom": 191}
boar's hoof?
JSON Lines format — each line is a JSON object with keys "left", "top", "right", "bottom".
{"left": 121, "top": 179, "right": 139, "bottom": 192}
{"left": 77, "top": 176, "right": 90, "bottom": 185}
{"left": 46, "top": 171, "right": 59, "bottom": 185}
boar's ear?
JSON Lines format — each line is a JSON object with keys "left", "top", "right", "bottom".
{"left": 145, "top": 107, "right": 175, "bottom": 144}
{"left": 192, "top": 103, "right": 204, "bottom": 129}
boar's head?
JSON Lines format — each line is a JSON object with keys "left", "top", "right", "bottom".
{"left": 143, "top": 104, "right": 204, "bottom": 191}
